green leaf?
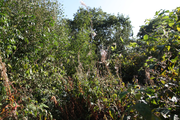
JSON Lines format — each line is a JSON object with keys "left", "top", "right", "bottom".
{"left": 143, "top": 34, "right": 149, "bottom": 40}
{"left": 103, "top": 98, "right": 108, "bottom": 102}
{"left": 67, "top": 59, "right": 70, "bottom": 63}
{"left": 168, "top": 22, "right": 174, "bottom": 27}
{"left": 39, "top": 103, "right": 49, "bottom": 108}
{"left": 171, "top": 56, "right": 178, "bottom": 63}
{"left": 13, "top": 46, "right": 17, "bottom": 50}
{"left": 129, "top": 42, "right": 137, "bottom": 47}
{"left": 109, "top": 110, "right": 114, "bottom": 119}
{"left": 111, "top": 46, "right": 116, "bottom": 51}
{"left": 163, "top": 16, "right": 169, "bottom": 19}
{"left": 167, "top": 46, "right": 171, "bottom": 51}
{"left": 153, "top": 38, "right": 158, "bottom": 41}
{"left": 135, "top": 93, "right": 141, "bottom": 100}
{"left": 8, "top": 64, "right": 12, "bottom": 68}
{"left": 150, "top": 77, "right": 155, "bottom": 80}
{"left": 134, "top": 102, "right": 152, "bottom": 120}
{"left": 155, "top": 11, "right": 160, "bottom": 16}
{"left": 177, "top": 26, "right": 180, "bottom": 31}
{"left": 151, "top": 99, "right": 157, "bottom": 105}
{"left": 151, "top": 114, "right": 161, "bottom": 120}
{"left": 120, "top": 37, "right": 124, "bottom": 43}
{"left": 144, "top": 63, "right": 148, "bottom": 67}
{"left": 157, "top": 45, "right": 165, "bottom": 51}
{"left": 118, "top": 91, "right": 128, "bottom": 99}
{"left": 161, "top": 80, "right": 165, "bottom": 84}
{"left": 112, "top": 93, "right": 117, "bottom": 99}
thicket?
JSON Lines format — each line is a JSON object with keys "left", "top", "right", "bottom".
{"left": 0, "top": 0, "right": 180, "bottom": 119}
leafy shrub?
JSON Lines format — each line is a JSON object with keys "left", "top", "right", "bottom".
{"left": 1, "top": 0, "right": 180, "bottom": 119}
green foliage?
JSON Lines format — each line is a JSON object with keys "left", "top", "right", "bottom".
{"left": 126, "top": 7, "right": 180, "bottom": 119}
{"left": 0, "top": 0, "right": 180, "bottom": 119}
{"left": 0, "top": 0, "right": 68, "bottom": 119}
{"left": 68, "top": 7, "right": 132, "bottom": 59}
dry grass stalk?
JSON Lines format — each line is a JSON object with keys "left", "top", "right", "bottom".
{"left": 51, "top": 96, "right": 58, "bottom": 107}
{"left": 100, "top": 49, "right": 107, "bottom": 63}
{"left": 80, "top": 0, "right": 88, "bottom": 9}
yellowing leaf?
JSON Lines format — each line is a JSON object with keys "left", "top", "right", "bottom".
{"left": 122, "top": 82, "right": 125, "bottom": 87}
{"left": 111, "top": 46, "right": 116, "bottom": 51}
{"left": 161, "top": 80, "right": 165, "bottom": 84}
{"left": 167, "top": 46, "right": 171, "bottom": 51}
{"left": 177, "top": 27, "right": 180, "bottom": 31}
{"left": 8, "top": 64, "right": 12, "bottom": 68}
{"left": 109, "top": 110, "right": 114, "bottom": 119}
{"left": 151, "top": 47, "right": 155, "bottom": 51}
{"left": 147, "top": 41, "right": 149, "bottom": 45}
{"left": 112, "top": 94, "right": 117, "bottom": 99}
{"left": 103, "top": 98, "right": 108, "bottom": 102}
{"left": 177, "top": 8, "right": 180, "bottom": 13}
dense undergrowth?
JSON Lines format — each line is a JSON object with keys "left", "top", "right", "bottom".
{"left": 0, "top": 0, "right": 180, "bottom": 119}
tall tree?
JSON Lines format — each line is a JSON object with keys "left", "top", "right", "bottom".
{"left": 68, "top": 7, "right": 133, "bottom": 60}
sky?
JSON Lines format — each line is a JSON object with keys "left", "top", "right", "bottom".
{"left": 58, "top": 0, "right": 180, "bottom": 37}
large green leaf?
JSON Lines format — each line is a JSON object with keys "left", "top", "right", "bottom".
{"left": 134, "top": 102, "right": 152, "bottom": 120}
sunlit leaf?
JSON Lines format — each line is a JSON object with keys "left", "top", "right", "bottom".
{"left": 168, "top": 22, "right": 174, "bottom": 27}
{"left": 109, "top": 110, "right": 114, "bottom": 119}
{"left": 120, "top": 36, "right": 124, "bottom": 43}
{"left": 155, "top": 11, "right": 160, "bottom": 16}
{"left": 8, "top": 64, "right": 12, "bottom": 68}
{"left": 151, "top": 99, "right": 157, "bottom": 105}
{"left": 167, "top": 46, "right": 170, "bottom": 51}
{"left": 162, "top": 16, "right": 169, "bottom": 19}
{"left": 161, "top": 80, "right": 165, "bottom": 84}
{"left": 143, "top": 34, "right": 148, "bottom": 40}
{"left": 177, "top": 27, "right": 180, "bottom": 31}
{"left": 171, "top": 56, "right": 178, "bottom": 63}
{"left": 103, "top": 98, "right": 108, "bottom": 102}
{"left": 129, "top": 42, "right": 137, "bottom": 47}
{"left": 111, "top": 46, "right": 116, "bottom": 51}
{"left": 150, "top": 77, "right": 155, "bottom": 80}
{"left": 112, "top": 93, "right": 117, "bottom": 99}
{"left": 177, "top": 8, "right": 180, "bottom": 13}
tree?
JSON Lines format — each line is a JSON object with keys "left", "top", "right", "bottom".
{"left": 137, "top": 8, "right": 180, "bottom": 39}
{"left": 68, "top": 7, "right": 132, "bottom": 62}
{"left": 137, "top": 17, "right": 162, "bottom": 39}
